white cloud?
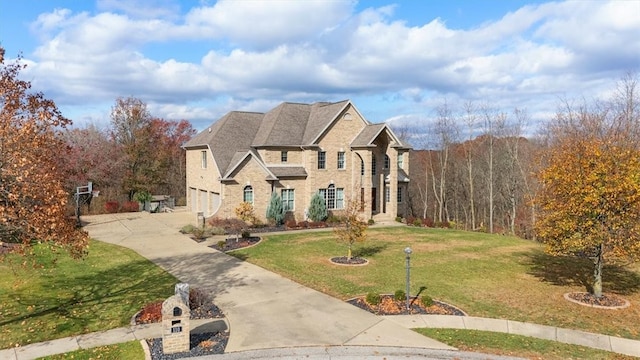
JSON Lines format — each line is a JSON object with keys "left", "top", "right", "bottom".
{"left": 184, "top": 0, "right": 355, "bottom": 49}
{"left": 16, "top": 0, "right": 639, "bottom": 134}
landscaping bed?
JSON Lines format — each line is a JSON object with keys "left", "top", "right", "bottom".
{"left": 348, "top": 294, "right": 466, "bottom": 316}
{"left": 134, "top": 288, "right": 229, "bottom": 359}
{"left": 208, "top": 237, "right": 261, "bottom": 252}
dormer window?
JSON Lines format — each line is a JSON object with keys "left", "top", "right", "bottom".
{"left": 281, "top": 151, "right": 288, "bottom": 163}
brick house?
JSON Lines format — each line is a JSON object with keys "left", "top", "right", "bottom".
{"left": 184, "top": 100, "right": 410, "bottom": 223}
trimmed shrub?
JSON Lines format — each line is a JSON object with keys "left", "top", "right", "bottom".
{"left": 217, "top": 240, "right": 226, "bottom": 249}
{"left": 309, "top": 221, "right": 326, "bottom": 228}
{"left": 412, "top": 218, "right": 422, "bottom": 227}
{"left": 105, "top": 201, "right": 119, "bottom": 213}
{"left": 394, "top": 290, "right": 406, "bottom": 301}
{"left": 365, "top": 292, "right": 381, "bottom": 306}
{"left": 121, "top": 201, "right": 139, "bottom": 212}
{"left": 241, "top": 230, "right": 251, "bottom": 238}
{"left": 189, "top": 287, "right": 212, "bottom": 309}
{"left": 421, "top": 294, "right": 434, "bottom": 307}
{"left": 266, "top": 192, "right": 284, "bottom": 226}
{"left": 367, "top": 218, "right": 375, "bottom": 225}
{"left": 298, "top": 221, "right": 309, "bottom": 229}
{"left": 406, "top": 216, "right": 416, "bottom": 226}
{"left": 208, "top": 226, "right": 226, "bottom": 236}
{"left": 207, "top": 217, "right": 247, "bottom": 234}
{"left": 191, "top": 227, "right": 206, "bottom": 240}
{"left": 285, "top": 220, "right": 297, "bottom": 229}
{"left": 395, "top": 217, "right": 403, "bottom": 223}
{"left": 422, "top": 217, "right": 435, "bottom": 228}
{"left": 307, "top": 191, "right": 327, "bottom": 222}
{"left": 180, "top": 224, "right": 196, "bottom": 234}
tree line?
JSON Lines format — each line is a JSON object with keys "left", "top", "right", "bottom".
{"left": 403, "top": 74, "right": 639, "bottom": 242}
{"left": 400, "top": 73, "right": 639, "bottom": 297}
{"left": 63, "top": 97, "right": 196, "bottom": 211}
{"left": 405, "top": 101, "right": 538, "bottom": 238}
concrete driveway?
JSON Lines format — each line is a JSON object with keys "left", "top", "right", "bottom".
{"left": 83, "top": 209, "right": 453, "bottom": 353}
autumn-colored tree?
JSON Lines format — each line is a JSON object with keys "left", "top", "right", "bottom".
{"left": 110, "top": 98, "right": 195, "bottom": 201}
{"left": 535, "top": 76, "right": 640, "bottom": 297}
{"left": 63, "top": 124, "right": 122, "bottom": 197}
{"left": 235, "top": 201, "right": 257, "bottom": 225}
{"left": 147, "top": 118, "right": 195, "bottom": 198}
{"left": 110, "top": 97, "right": 155, "bottom": 200}
{"left": 0, "top": 47, "right": 88, "bottom": 257}
{"left": 333, "top": 198, "right": 368, "bottom": 260}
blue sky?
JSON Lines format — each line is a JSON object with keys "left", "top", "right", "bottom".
{"left": 1, "top": 0, "right": 639, "bottom": 144}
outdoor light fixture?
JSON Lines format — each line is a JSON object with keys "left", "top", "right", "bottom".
{"left": 404, "top": 247, "right": 412, "bottom": 311}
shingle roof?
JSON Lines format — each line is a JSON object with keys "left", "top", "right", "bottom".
{"left": 351, "top": 123, "right": 412, "bottom": 149}
{"left": 252, "top": 103, "right": 311, "bottom": 147}
{"left": 351, "top": 124, "right": 386, "bottom": 147}
{"left": 302, "top": 100, "right": 350, "bottom": 144}
{"left": 267, "top": 166, "right": 308, "bottom": 178}
{"left": 184, "top": 111, "right": 264, "bottom": 175}
{"left": 186, "top": 100, "right": 410, "bottom": 180}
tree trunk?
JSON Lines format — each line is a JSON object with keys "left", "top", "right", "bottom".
{"left": 592, "top": 244, "right": 603, "bottom": 298}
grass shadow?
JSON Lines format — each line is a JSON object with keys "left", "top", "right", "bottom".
{"left": 353, "top": 243, "right": 388, "bottom": 258}
{"left": 0, "top": 248, "right": 245, "bottom": 348}
{"left": 522, "top": 250, "right": 640, "bottom": 295}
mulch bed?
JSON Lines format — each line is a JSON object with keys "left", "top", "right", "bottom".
{"left": 0, "top": 242, "right": 20, "bottom": 255}
{"left": 566, "top": 292, "right": 629, "bottom": 308}
{"left": 330, "top": 256, "right": 368, "bottom": 265}
{"left": 134, "top": 290, "right": 228, "bottom": 359}
{"left": 208, "top": 237, "right": 261, "bottom": 252}
{"left": 348, "top": 294, "right": 466, "bottom": 316}
{"left": 147, "top": 332, "right": 228, "bottom": 360}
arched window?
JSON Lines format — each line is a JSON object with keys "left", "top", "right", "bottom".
{"left": 318, "top": 184, "right": 344, "bottom": 210}
{"left": 243, "top": 185, "right": 253, "bottom": 204}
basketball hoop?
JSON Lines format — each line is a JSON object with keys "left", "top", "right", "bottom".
{"left": 75, "top": 182, "right": 95, "bottom": 227}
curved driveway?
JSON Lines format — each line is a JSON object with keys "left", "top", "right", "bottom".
{"left": 83, "top": 210, "right": 453, "bottom": 353}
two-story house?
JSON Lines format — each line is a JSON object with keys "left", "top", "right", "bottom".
{"left": 184, "top": 100, "right": 410, "bottom": 223}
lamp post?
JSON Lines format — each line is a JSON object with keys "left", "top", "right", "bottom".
{"left": 404, "top": 247, "right": 412, "bottom": 311}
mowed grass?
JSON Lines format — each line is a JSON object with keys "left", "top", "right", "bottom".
{"left": 0, "top": 240, "right": 177, "bottom": 349}
{"left": 36, "top": 341, "right": 144, "bottom": 360}
{"left": 416, "top": 329, "right": 637, "bottom": 360}
{"left": 231, "top": 226, "right": 640, "bottom": 340}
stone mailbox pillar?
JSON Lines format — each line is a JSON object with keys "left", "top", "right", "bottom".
{"left": 162, "top": 294, "right": 190, "bottom": 354}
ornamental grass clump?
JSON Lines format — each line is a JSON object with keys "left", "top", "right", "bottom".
{"left": 365, "top": 292, "right": 381, "bottom": 305}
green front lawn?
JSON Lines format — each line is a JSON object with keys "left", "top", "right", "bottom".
{"left": 0, "top": 240, "right": 177, "bottom": 349}
{"left": 231, "top": 226, "right": 640, "bottom": 340}
{"left": 36, "top": 340, "right": 144, "bottom": 360}
{"left": 416, "top": 329, "right": 637, "bottom": 360}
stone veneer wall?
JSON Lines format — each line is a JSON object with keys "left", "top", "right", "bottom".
{"left": 162, "top": 294, "right": 190, "bottom": 354}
